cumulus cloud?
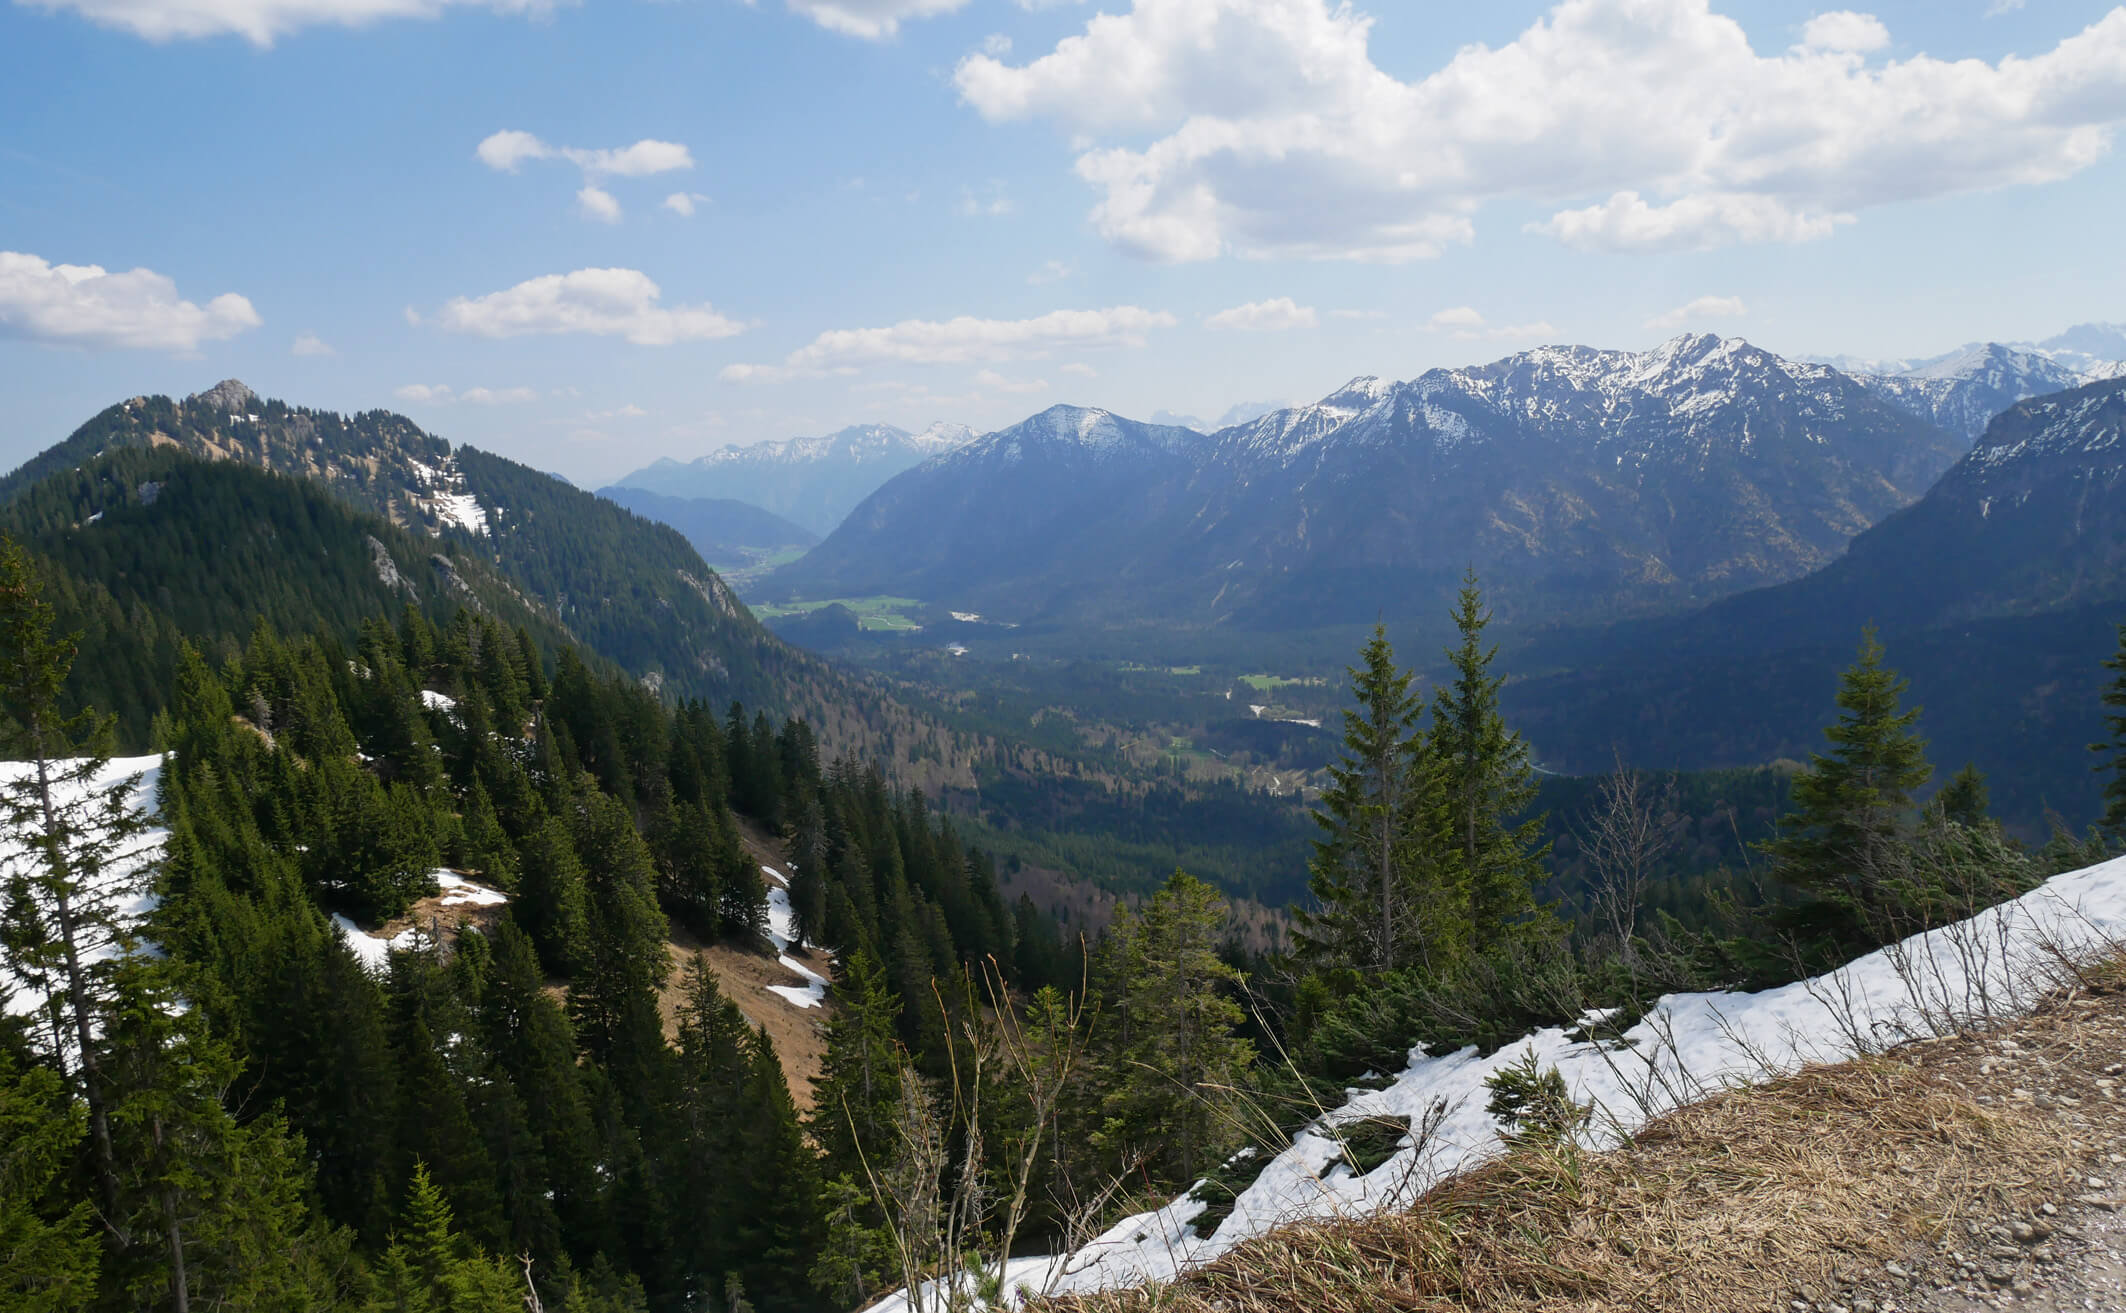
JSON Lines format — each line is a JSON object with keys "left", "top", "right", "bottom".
{"left": 1028, "top": 260, "right": 1074, "bottom": 284}
{"left": 783, "top": 0, "right": 970, "bottom": 39}
{"left": 479, "top": 131, "right": 691, "bottom": 221}
{"left": 1060, "top": 361, "right": 1098, "bottom": 377}
{"left": 1799, "top": 10, "right": 1890, "bottom": 53}
{"left": 18, "top": 0, "right": 554, "bottom": 44}
{"left": 1204, "top": 297, "right": 1316, "bottom": 331}
{"left": 1423, "top": 306, "right": 1555, "bottom": 341}
{"left": 577, "top": 186, "right": 623, "bottom": 224}
{"left": 958, "top": 182, "right": 1015, "bottom": 216}
{"left": 291, "top": 331, "right": 335, "bottom": 356}
{"left": 393, "top": 383, "right": 540, "bottom": 405}
{"left": 721, "top": 305, "right": 1175, "bottom": 381}
{"left": 663, "top": 192, "right": 710, "bottom": 217}
{"left": 955, "top": 0, "right": 2126, "bottom": 261}
{"left": 434, "top": 268, "right": 745, "bottom": 346}
{"left": 0, "top": 251, "right": 260, "bottom": 351}
{"left": 1645, "top": 294, "right": 1748, "bottom": 330}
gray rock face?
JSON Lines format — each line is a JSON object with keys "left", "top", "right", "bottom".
{"left": 186, "top": 379, "right": 259, "bottom": 414}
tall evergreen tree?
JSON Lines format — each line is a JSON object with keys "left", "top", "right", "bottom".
{"left": 1430, "top": 571, "right": 1548, "bottom": 942}
{"left": 2092, "top": 621, "right": 2126, "bottom": 835}
{"left": 0, "top": 533, "right": 148, "bottom": 1229}
{"left": 1762, "top": 627, "right": 1933, "bottom": 939}
{"left": 1293, "top": 625, "right": 1443, "bottom": 971}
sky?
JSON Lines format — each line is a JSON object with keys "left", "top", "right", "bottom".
{"left": 4, "top": 0, "right": 2126, "bottom": 485}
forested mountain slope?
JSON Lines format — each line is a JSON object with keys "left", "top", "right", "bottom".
{"left": 2, "top": 382, "right": 983, "bottom": 788}
{"left": 595, "top": 486, "right": 816, "bottom": 566}
{"left": 1505, "top": 376, "right": 2126, "bottom": 828}
{"left": 772, "top": 336, "right": 1963, "bottom": 631}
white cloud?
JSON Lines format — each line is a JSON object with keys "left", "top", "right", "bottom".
{"left": 1060, "top": 361, "right": 1098, "bottom": 377}
{"left": 722, "top": 305, "right": 1175, "bottom": 381}
{"left": 434, "top": 268, "right": 745, "bottom": 346}
{"left": 393, "top": 383, "right": 540, "bottom": 405}
{"left": 1330, "top": 308, "right": 1388, "bottom": 320}
{"left": 291, "top": 331, "right": 335, "bottom": 356}
{"left": 1423, "top": 306, "right": 1555, "bottom": 341}
{"left": 1799, "top": 10, "right": 1889, "bottom": 54}
{"left": 1645, "top": 294, "right": 1748, "bottom": 330}
{"left": 584, "top": 403, "right": 649, "bottom": 419}
{"left": 0, "top": 251, "right": 260, "bottom": 351}
{"left": 476, "top": 129, "right": 549, "bottom": 172}
{"left": 958, "top": 182, "right": 1015, "bottom": 216}
{"left": 19, "top": 0, "right": 554, "bottom": 44}
{"left": 974, "top": 369, "right": 1049, "bottom": 393}
{"left": 982, "top": 31, "right": 1011, "bottom": 55}
{"left": 663, "top": 191, "right": 710, "bottom": 216}
{"left": 577, "top": 185, "right": 623, "bottom": 224}
{"left": 1205, "top": 296, "right": 1316, "bottom": 331}
{"left": 955, "top": 0, "right": 2126, "bottom": 261}
{"left": 480, "top": 131, "right": 691, "bottom": 221}
{"left": 1535, "top": 191, "right": 1852, "bottom": 252}
{"left": 783, "top": 0, "right": 970, "bottom": 39}
{"left": 1028, "top": 260, "right": 1074, "bottom": 284}
{"left": 477, "top": 131, "right": 694, "bottom": 178}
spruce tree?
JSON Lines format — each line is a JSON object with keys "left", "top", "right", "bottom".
{"left": 1294, "top": 625, "right": 1439, "bottom": 971}
{"left": 1091, "top": 871, "right": 1251, "bottom": 1187}
{"left": 0, "top": 533, "right": 148, "bottom": 1226}
{"left": 0, "top": 1045, "right": 98, "bottom": 1310}
{"left": 809, "top": 949, "right": 904, "bottom": 1185}
{"left": 2092, "top": 621, "right": 2126, "bottom": 834}
{"left": 1762, "top": 626, "right": 1932, "bottom": 939}
{"left": 1430, "top": 571, "right": 1548, "bottom": 945}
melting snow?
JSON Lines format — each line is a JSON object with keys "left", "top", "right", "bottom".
{"left": 760, "top": 865, "right": 828, "bottom": 1008}
{"left": 869, "top": 852, "right": 2126, "bottom": 1309}
{"left": 0, "top": 757, "right": 165, "bottom": 1027}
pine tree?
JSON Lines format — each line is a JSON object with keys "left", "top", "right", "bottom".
{"left": 1762, "top": 626, "right": 1933, "bottom": 939}
{"left": 1430, "top": 571, "right": 1548, "bottom": 944}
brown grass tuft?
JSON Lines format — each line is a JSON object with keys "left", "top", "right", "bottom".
{"left": 1029, "top": 971, "right": 2126, "bottom": 1313}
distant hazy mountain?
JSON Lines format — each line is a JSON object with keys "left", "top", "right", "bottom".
{"left": 772, "top": 335, "right": 1962, "bottom": 631}
{"left": 782, "top": 405, "right": 1204, "bottom": 604}
{"left": 612, "top": 421, "right": 975, "bottom": 536}
{"left": 1146, "top": 401, "right": 1285, "bottom": 433}
{"left": 1852, "top": 343, "right": 2088, "bottom": 441}
{"left": 595, "top": 486, "right": 816, "bottom": 567}
{"left": 2026, "top": 322, "right": 2126, "bottom": 375}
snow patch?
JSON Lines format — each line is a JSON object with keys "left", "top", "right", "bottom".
{"left": 875, "top": 853, "right": 2126, "bottom": 1306}
{"left": 0, "top": 757, "right": 165, "bottom": 1027}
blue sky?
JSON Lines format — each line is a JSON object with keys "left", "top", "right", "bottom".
{"left": 4, "top": 0, "right": 2125, "bottom": 485}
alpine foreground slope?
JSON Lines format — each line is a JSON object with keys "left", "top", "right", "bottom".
{"left": 772, "top": 335, "right": 1963, "bottom": 632}
{"left": 612, "top": 420, "right": 975, "bottom": 536}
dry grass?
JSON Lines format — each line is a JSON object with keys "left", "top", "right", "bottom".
{"left": 1032, "top": 959, "right": 2126, "bottom": 1313}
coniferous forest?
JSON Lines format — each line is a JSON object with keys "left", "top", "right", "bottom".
{"left": 8, "top": 487, "right": 2124, "bottom": 1310}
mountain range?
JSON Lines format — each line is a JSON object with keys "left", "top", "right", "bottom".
{"left": 1505, "top": 373, "right": 2126, "bottom": 826}
{"left": 772, "top": 334, "right": 1991, "bottom": 631}
{"left": 611, "top": 420, "right": 974, "bottom": 536}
